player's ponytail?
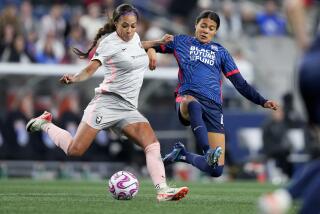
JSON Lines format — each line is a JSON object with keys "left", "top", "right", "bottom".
{"left": 73, "top": 4, "right": 139, "bottom": 59}
{"left": 73, "top": 20, "right": 115, "bottom": 58}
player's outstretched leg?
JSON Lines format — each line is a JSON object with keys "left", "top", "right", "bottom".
{"left": 188, "top": 101, "right": 210, "bottom": 153}
{"left": 156, "top": 185, "right": 189, "bottom": 202}
{"left": 163, "top": 142, "right": 224, "bottom": 177}
{"left": 145, "top": 142, "right": 189, "bottom": 202}
{"left": 162, "top": 142, "right": 186, "bottom": 165}
{"left": 26, "top": 111, "right": 72, "bottom": 154}
{"left": 26, "top": 111, "right": 52, "bottom": 132}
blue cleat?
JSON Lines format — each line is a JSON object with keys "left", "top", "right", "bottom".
{"left": 205, "top": 146, "right": 223, "bottom": 167}
{"left": 162, "top": 142, "right": 186, "bottom": 165}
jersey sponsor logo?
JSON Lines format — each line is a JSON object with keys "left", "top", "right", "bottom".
{"left": 190, "top": 46, "right": 216, "bottom": 65}
{"left": 122, "top": 48, "right": 127, "bottom": 51}
{"left": 131, "top": 53, "right": 147, "bottom": 59}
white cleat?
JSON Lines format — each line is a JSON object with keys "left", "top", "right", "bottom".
{"left": 257, "top": 189, "right": 292, "bottom": 214}
{"left": 26, "top": 111, "right": 52, "bottom": 132}
{"left": 156, "top": 186, "right": 189, "bottom": 202}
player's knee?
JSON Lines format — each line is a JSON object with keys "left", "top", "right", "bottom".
{"left": 67, "top": 144, "right": 85, "bottom": 157}
{"left": 208, "top": 165, "right": 224, "bottom": 177}
{"left": 144, "top": 141, "right": 160, "bottom": 153}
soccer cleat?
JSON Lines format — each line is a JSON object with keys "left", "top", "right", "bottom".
{"left": 162, "top": 142, "right": 186, "bottom": 165}
{"left": 205, "top": 146, "right": 223, "bottom": 167}
{"left": 26, "top": 111, "right": 52, "bottom": 132}
{"left": 257, "top": 189, "right": 292, "bottom": 214}
{"left": 157, "top": 186, "right": 189, "bottom": 202}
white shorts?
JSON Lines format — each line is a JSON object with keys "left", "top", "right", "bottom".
{"left": 82, "top": 93, "right": 149, "bottom": 131}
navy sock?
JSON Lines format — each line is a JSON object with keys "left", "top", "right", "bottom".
{"left": 188, "top": 101, "right": 210, "bottom": 153}
{"left": 184, "top": 151, "right": 223, "bottom": 177}
{"left": 287, "top": 159, "right": 320, "bottom": 199}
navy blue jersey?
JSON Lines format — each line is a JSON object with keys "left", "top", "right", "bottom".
{"left": 155, "top": 35, "right": 267, "bottom": 106}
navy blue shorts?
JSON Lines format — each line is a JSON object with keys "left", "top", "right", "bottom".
{"left": 299, "top": 43, "right": 320, "bottom": 125}
{"left": 175, "top": 91, "right": 225, "bottom": 133}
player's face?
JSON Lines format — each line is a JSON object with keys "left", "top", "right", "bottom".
{"left": 115, "top": 14, "right": 137, "bottom": 42}
{"left": 195, "top": 18, "right": 218, "bottom": 43}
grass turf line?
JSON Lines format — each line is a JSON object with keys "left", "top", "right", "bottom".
{"left": 0, "top": 179, "right": 299, "bottom": 214}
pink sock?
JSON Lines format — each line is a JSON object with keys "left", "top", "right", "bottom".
{"left": 42, "top": 123, "right": 72, "bottom": 154}
{"left": 144, "top": 142, "right": 167, "bottom": 189}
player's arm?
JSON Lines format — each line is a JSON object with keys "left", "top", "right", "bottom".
{"left": 147, "top": 34, "right": 177, "bottom": 54}
{"left": 222, "top": 49, "right": 278, "bottom": 110}
{"left": 145, "top": 35, "right": 176, "bottom": 70}
{"left": 147, "top": 48, "right": 157, "bottom": 70}
{"left": 227, "top": 72, "right": 278, "bottom": 110}
{"left": 146, "top": 44, "right": 174, "bottom": 70}
{"left": 141, "top": 34, "right": 174, "bottom": 49}
{"left": 142, "top": 34, "right": 174, "bottom": 70}
{"left": 60, "top": 60, "right": 101, "bottom": 84}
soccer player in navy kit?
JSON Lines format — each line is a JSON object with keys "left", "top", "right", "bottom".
{"left": 258, "top": 0, "right": 320, "bottom": 213}
{"left": 147, "top": 11, "right": 278, "bottom": 177}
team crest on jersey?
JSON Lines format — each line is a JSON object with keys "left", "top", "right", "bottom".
{"left": 211, "top": 45, "right": 218, "bottom": 51}
{"left": 94, "top": 52, "right": 99, "bottom": 56}
{"left": 96, "top": 115, "right": 102, "bottom": 124}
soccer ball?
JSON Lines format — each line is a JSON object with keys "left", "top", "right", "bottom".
{"left": 108, "top": 171, "right": 139, "bottom": 200}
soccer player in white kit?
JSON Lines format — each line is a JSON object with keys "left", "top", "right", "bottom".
{"left": 26, "top": 4, "right": 188, "bottom": 202}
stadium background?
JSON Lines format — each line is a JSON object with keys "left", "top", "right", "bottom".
{"left": 0, "top": 0, "right": 318, "bottom": 184}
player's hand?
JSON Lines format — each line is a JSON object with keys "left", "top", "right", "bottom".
{"left": 263, "top": 100, "right": 279, "bottom": 111}
{"left": 160, "top": 34, "right": 174, "bottom": 45}
{"left": 59, "top": 74, "right": 75, "bottom": 84}
{"left": 147, "top": 48, "right": 157, "bottom": 70}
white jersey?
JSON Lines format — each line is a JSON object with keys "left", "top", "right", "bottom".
{"left": 92, "top": 32, "right": 149, "bottom": 108}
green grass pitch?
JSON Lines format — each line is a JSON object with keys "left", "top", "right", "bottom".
{"left": 0, "top": 179, "right": 299, "bottom": 214}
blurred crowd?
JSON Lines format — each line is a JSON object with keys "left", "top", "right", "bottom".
{"left": 0, "top": 0, "right": 292, "bottom": 65}
{"left": 0, "top": 0, "right": 303, "bottom": 110}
